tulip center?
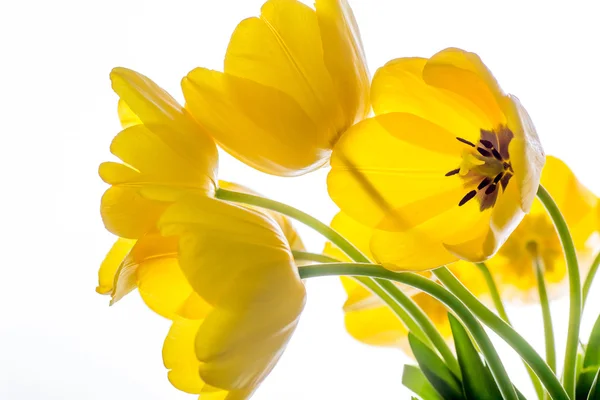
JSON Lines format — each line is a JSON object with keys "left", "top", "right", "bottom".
{"left": 445, "top": 126, "right": 514, "bottom": 211}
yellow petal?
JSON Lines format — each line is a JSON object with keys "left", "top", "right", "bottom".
{"left": 421, "top": 48, "right": 506, "bottom": 128}
{"left": 315, "top": 0, "right": 370, "bottom": 127}
{"left": 183, "top": 0, "right": 369, "bottom": 176}
{"left": 343, "top": 290, "right": 452, "bottom": 353}
{"left": 159, "top": 193, "right": 306, "bottom": 392}
{"left": 446, "top": 261, "right": 490, "bottom": 299}
{"left": 195, "top": 300, "right": 301, "bottom": 391}
{"left": 325, "top": 212, "right": 374, "bottom": 261}
{"left": 96, "top": 238, "right": 136, "bottom": 294}
{"left": 163, "top": 320, "right": 252, "bottom": 399}
{"left": 371, "top": 57, "right": 486, "bottom": 141}
{"left": 101, "top": 68, "right": 218, "bottom": 239}
{"left": 218, "top": 181, "right": 305, "bottom": 251}
{"left": 117, "top": 99, "right": 141, "bottom": 128}
{"left": 538, "top": 156, "right": 598, "bottom": 247}
{"left": 344, "top": 303, "right": 408, "bottom": 347}
{"left": 107, "top": 232, "right": 211, "bottom": 320}
{"left": 328, "top": 113, "right": 496, "bottom": 269}
{"left": 328, "top": 113, "right": 463, "bottom": 229}
{"left": 182, "top": 67, "right": 326, "bottom": 176}
{"left": 160, "top": 194, "right": 301, "bottom": 308}
{"left": 224, "top": 0, "right": 340, "bottom": 136}
{"left": 503, "top": 95, "right": 545, "bottom": 213}
{"left": 445, "top": 177, "right": 522, "bottom": 262}
{"left": 163, "top": 319, "right": 207, "bottom": 394}
{"left": 111, "top": 67, "right": 187, "bottom": 127}
{"left": 100, "top": 186, "right": 167, "bottom": 239}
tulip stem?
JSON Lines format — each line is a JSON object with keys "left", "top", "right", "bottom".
{"left": 217, "top": 188, "right": 459, "bottom": 374}
{"left": 534, "top": 256, "right": 556, "bottom": 375}
{"left": 433, "top": 267, "right": 568, "bottom": 400}
{"left": 217, "top": 188, "right": 370, "bottom": 262}
{"left": 475, "top": 262, "right": 510, "bottom": 321}
{"left": 537, "top": 184, "right": 581, "bottom": 399}
{"left": 476, "top": 262, "right": 545, "bottom": 400}
{"left": 582, "top": 251, "right": 600, "bottom": 307}
{"left": 374, "top": 278, "right": 460, "bottom": 376}
{"left": 292, "top": 250, "right": 341, "bottom": 264}
{"left": 292, "top": 251, "right": 434, "bottom": 350}
{"left": 298, "top": 263, "right": 521, "bottom": 400}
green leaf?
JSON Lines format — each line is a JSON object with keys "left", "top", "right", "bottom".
{"left": 403, "top": 365, "right": 444, "bottom": 400}
{"left": 408, "top": 332, "right": 464, "bottom": 400}
{"left": 577, "top": 368, "right": 600, "bottom": 400}
{"left": 587, "top": 369, "right": 600, "bottom": 400}
{"left": 448, "top": 314, "right": 503, "bottom": 400}
{"left": 584, "top": 315, "right": 600, "bottom": 368}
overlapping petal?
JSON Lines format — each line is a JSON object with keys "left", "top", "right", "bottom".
{"left": 159, "top": 193, "right": 306, "bottom": 395}
{"left": 183, "top": 0, "right": 369, "bottom": 176}
{"left": 328, "top": 47, "right": 545, "bottom": 270}
{"left": 163, "top": 319, "right": 250, "bottom": 399}
{"left": 100, "top": 68, "right": 219, "bottom": 239}
{"left": 97, "top": 182, "right": 305, "bottom": 320}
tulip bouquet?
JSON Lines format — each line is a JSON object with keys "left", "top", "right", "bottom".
{"left": 96, "top": 0, "right": 600, "bottom": 399}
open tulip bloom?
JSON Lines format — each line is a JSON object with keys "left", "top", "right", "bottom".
{"left": 96, "top": 1, "right": 600, "bottom": 399}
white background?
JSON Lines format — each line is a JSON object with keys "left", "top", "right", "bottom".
{"left": 1, "top": 0, "right": 600, "bottom": 399}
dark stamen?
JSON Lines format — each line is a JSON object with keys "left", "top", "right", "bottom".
{"left": 500, "top": 173, "right": 512, "bottom": 191}
{"left": 485, "top": 184, "right": 497, "bottom": 195}
{"left": 480, "top": 139, "right": 494, "bottom": 149}
{"left": 478, "top": 177, "right": 492, "bottom": 190}
{"left": 459, "top": 190, "right": 477, "bottom": 206}
{"left": 493, "top": 172, "right": 504, "bottom": 184}
{"left": 491, "top": 148, "right": 503, "bottom": 161}
{"left": 456, "top": 137, "right": 476, "bottom": 147}
{"left": 477, "top": 147, "right": 492, "bottom": 157}
{"left": 445, "top": 168, "right": 460, "bottom": 177}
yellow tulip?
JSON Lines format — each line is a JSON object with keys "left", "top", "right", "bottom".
{"left": 98, "top": 195, "right": 305, "bottom": 399}
{"left": 97, "top": 68, "right": 307, "bottom": 399}
{"left": 324, "top": 212, "right": 488, "bottom": 352}
{"left": 99, "top": 67, "right": 219, "bottom": 240}
{"left": 97, "top": 180, "right": 305, "bottom": 318}
{"left": 159, "top": 193, "right": 306, "bottom": 399}
{"left": 182, "top": 0, "right": 370, "bottom": 176}
{"left": 487, "top": 156, "right": 599, "bottom": 301}
{"left": 328, "top": 48, "right": 546, "bottom": 270}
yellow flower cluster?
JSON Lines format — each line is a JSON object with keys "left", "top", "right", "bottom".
{"left": 96, "top": 0, "right": 600, "bottom": 397}
{"left": 97, "top": 69, "right": 307, "bottom": 398}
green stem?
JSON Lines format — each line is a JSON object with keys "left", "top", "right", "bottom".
{"left": 291, "top": 251, "right": 433, "bottom": 350}
{"left": 434, "top": 267, "right": 568, "bottom": 400}
{"left": 476, "top": 262, "right": 510, "bottom": 322}
{"left": 299, "top": 263, "right": 519, "bottom": 400}
{"left": 537, "top": 184, "right": 581, "bottom": 399}
{"left": 217, "top": 188, "right": 370, "bottom": 262}
{"left": 292, "top": 250, "right": 340, "bottom": 264}
{"left": 375, "top": 279, "right": 460, "bottom": 376}
{"left": 476, "top": 262, "right": 545, "bottom": 400}
{"left": 582, "top": 251, "right": 600, "bottom": 307}
{"left": 534, "top": 256, "right": 556, "bottom": 374}
{"left": 218, "top": 188, "right": 459, "bottom": 373}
